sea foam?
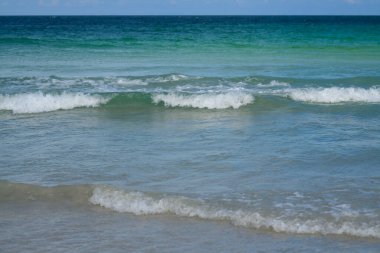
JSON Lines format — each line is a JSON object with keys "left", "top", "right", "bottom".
{"left": 152, "top": 92, "right": 254, "bottom": 109}
{"left": 257, "top": 80, "right": 290, "bottom": 87}
{"left": 288, "top": 87, "right": 380, "bottom": 103}
{"left": 115, "top": 74, "right": 191, "bottom": 86}
{"left": 90, "top": 186, "right": 380, "bottom": 239}
{"left": 0, "top": 92, "right": 109, "bottom": 114}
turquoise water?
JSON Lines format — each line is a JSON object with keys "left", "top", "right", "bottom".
{"left": 0, "top": 16, "right": 380, "bottom": 252}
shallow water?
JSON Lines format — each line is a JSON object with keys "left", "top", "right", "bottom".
{"left": 0, "top": 16, "right": 380, "bottom": 252}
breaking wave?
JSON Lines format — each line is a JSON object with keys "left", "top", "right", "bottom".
{"left": 288, "top": 87, "right": 380, "bottom": 103}
{"left": 1, "top": 182, "right": 379, "bottom": 239}
{"left": 90, "top": 186, "right": 380, "bottom": 239}
{"left": 1, "top": 86, "right": 379, "bottom": 115}
{"left": 152, "top": 92, "right": 254, "bottom": 109}
{"left": 0, "top": 92, "right": 110, "bottom": 114}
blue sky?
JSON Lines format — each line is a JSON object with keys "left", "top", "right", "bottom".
{"left": 0, "top": 0, "right": 379, "bottom": 15}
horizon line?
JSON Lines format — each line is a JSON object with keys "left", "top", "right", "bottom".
{"left": 1, "top": 14, "right": 379, "bottom": 17}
